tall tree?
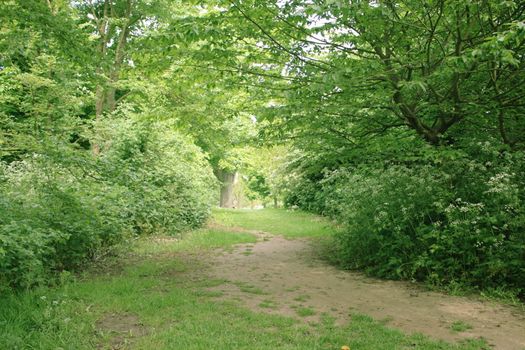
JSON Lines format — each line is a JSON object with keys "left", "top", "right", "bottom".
{"left": 191, "top": 0, "right": 525, "bottom": 152}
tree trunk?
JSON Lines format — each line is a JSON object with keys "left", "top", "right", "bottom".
{"left": 90, "top": 0, "right": 134, "bottom": 155}
{"left": 216, "top": 169, "right": 238, "bottom": 208}
{"left": 106, "top": 0, "right": 132, "bottom": 111}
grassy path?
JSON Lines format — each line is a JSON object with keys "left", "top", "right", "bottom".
{"left": 1, "top": 209, "right": 523, "bottom": 349}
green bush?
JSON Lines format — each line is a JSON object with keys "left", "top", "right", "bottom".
{"left": 0, "top": 158, "right": 122, "bottom": 289}
{"left": 284, "top": 145, "right": 525, "bottom": 296}
{"left": 96, "top": 118, "right": 217, "bottom": 235}
{"left": 0, "top": 119, "right": 216, "bottom": 290}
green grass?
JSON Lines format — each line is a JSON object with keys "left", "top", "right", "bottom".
{"left": 235, "top": 282, "right": 268, "bottom": 295}
{"left": 0, "top": 270, "right": 487, "bottom": 350}
{"left": 0, "top": 210, "right": 489, "bottom": 350}
{"left": 296, "top": 307, "right": 316, "bottom": 317}
{"left": 212, "top": 208, "right": 334, "bottom": 238}
{"left": 293, "top": 294, "right": 311, "bottom": 302}
{"left": 134, "top": 228, "right": 257, "bottom": 255}
{"left": 450, "top": 321, "right": 473, "bottom": 333}
{"left": 259, "top": 299, "right": 279, "bottom": 309}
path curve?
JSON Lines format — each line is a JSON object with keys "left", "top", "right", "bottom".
{"left": 208, "top": 234, "right": 525, "bottom": 350}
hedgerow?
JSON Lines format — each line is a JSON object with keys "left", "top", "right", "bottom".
{"left": 284, "top": 144, "right": 525, "bottom": 297}
{"left": 0, "top": 119, "right": 216, "bottom": 290}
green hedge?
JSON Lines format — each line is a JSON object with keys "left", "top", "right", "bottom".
{"left": 0, "top": 120, "right": 216, "bottom": 290}
{"left": 284, "top": 145, "right": 525, "bottom": 297}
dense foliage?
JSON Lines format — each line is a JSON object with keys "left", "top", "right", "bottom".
{"left": 284, "top": 144, "right": 524, "bottom": 294}
{"left": 0, "top": 117, "right": 215, "bottom": 290}
{"left": 0, "top": 1, "right": 217, "bottom": 290}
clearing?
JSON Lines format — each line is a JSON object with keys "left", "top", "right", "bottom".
{"left": 1, "top": 209, "right": 524, "bottom": 350}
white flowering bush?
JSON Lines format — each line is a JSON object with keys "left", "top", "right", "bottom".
{"left": 284, "top": 145, "right": 525, "bottom": 296}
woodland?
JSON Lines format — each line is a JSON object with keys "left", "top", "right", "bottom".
{"left": 1, "top": 0, "right": 525, "bottom": 322}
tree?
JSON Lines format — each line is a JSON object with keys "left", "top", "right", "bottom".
{"left": 191, "top": 1, "right": 525, "bottom": 152}
{"left": 0, "top": 0, "right": 92, "bottom": 161}
{"left": 131, "top": 9, "right": 265, "bottom": 207}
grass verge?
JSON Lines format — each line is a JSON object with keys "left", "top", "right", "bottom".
{"left": 212, "top": 208, "right": 334, "bottom": 238}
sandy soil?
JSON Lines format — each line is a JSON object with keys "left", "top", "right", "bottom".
{"left": 96, "top": 313, "right": 148, "bottom": 349}
{"left": 208, "top": 234, "right": 525, "bottom": 350}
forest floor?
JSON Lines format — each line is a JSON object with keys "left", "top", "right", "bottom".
{"left": 2, "top": 209, "right": 525, "bottom": 350}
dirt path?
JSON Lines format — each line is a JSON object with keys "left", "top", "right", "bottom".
{"left": 207, "top": 233, "right": 525, "bottom": 350}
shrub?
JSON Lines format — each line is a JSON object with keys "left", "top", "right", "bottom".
{"left": 284, "top": 145, "right": 525, "bottom": 296}
{"left": 0, "top": 119, "right": 216, "bottom": 290}
{"left": 96, "top": 118, "right": 217, "bottom": 235}
{"left": 0, "top": 158, "right": 124, "bottom": 289}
